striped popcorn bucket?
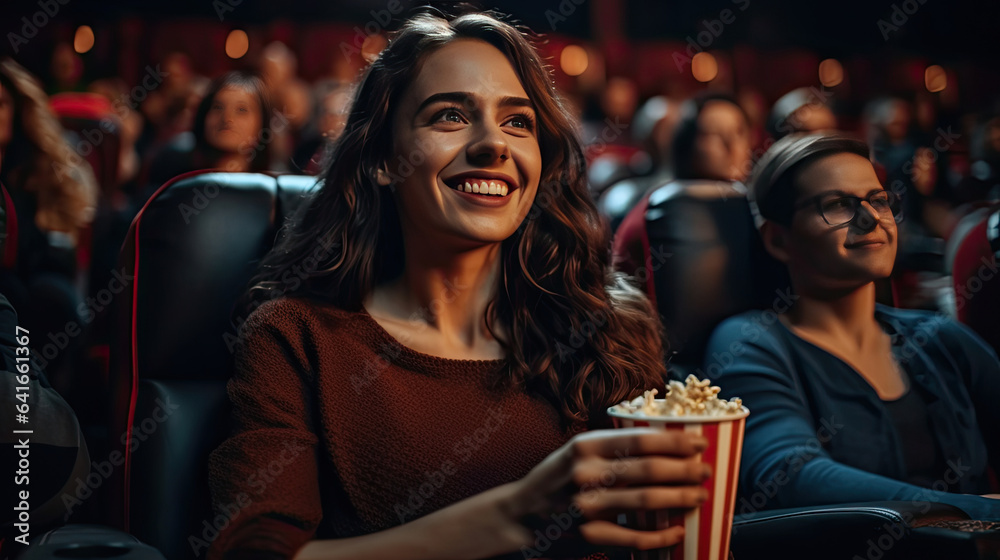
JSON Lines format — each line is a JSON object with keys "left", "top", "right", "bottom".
{"left": 607, "top": 406, "right": 749, "bottom": 560}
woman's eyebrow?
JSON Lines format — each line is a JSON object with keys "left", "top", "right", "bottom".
{"left": 498, "top": 96, "right": 533, "bottom": 110}
{"left": 415, "top": 92, "right": 534, "bottom": 114}
{"left": 416, "top": 91, "right": 472, "bottom": 114}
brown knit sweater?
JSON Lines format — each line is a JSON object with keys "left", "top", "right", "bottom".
{"left": 207, "top": 297, "right": 618, "bottom": 560}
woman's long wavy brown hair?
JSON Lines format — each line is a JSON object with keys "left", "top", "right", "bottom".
{"left": 245, "top": 9, "right": 666, "bottom": 427}
{"left": 0, "top": 58, "right": 96, "bottom": 238}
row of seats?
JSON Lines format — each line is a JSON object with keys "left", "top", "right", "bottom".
{"left": 10, "top": 171, "right": 999, "bottom": 559}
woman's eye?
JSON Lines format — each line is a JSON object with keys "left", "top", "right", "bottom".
{"left": 435, "top": 109, "right": 465, "bottom": 124}
{"left": 507, "top": 114, "right": 535, "bottom": 130}
{"left": 823, "top": 198, "right": 854, "bottom": 211}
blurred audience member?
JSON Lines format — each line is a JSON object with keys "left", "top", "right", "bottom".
{"left": 866, "top": 95, "right": 956, "bottom": 287}
{"left": 583, "top": 77, "right": 641, "bottom": 194}
{"left": 140, "top": 52, "right": 198, "bottom": 145}
{"left": 766, "top": 87, "right": 838, "bottom": 141}
{"left": 737, "top": 88, "right": 768, "bottom": 148}
{"left": 954, "top": 112, "right": 1000, "bottom": 205}
{"left": 47, "top": 43, "right": 85, "bottom": 94}
{"left": 0, "top": 58, "right": 97, "bottom": 387}
{"left": 672, "top": 92, "right": 752, "bottom": 182}
{"left": 292, "top": 83, "right": 352, "bottom": 175}
{"left": 88, "top": 78, "right": 146, "bottom": 198}
{"left": 261, "top": 41, "right": 313, "bottom": 171}
{"left": 141, "top": 72, "right": 272, "bottom": 199}
{"left": 596, "top": 95, "right": 680, "bottom": 233}
{"left": 611, "top": 92, "right": 751, "bottom": 298}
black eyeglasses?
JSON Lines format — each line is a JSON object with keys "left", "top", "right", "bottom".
{"left": 793, "top": 190, "right": 902, "bottom": 226}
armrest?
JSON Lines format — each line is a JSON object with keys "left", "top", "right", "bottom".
{"left": 16, "top": 524, "right": 166, "bottom": 560}
{"left": 731, "top": 500, "right": 992, "bottom": 560}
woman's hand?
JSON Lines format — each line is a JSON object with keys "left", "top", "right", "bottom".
{"left": 502, "top": 428, "right": 711, "bottom": 553}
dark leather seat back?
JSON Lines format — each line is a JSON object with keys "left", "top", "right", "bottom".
{"left": 108, "top": 171, "right": 318, "bottom": 559}
{"left": 618, "top": 180, "right": 789, "bottom": 373}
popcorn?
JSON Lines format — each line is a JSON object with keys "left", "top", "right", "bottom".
{"left": 612, "top": 375, "right": 743, "bottom": 417}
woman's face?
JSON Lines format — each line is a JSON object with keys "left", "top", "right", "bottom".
{"left": 692, "top": 100, "right": 751, "bottom": 182}
{"left": 387, "top": 39, "right": 542, "bottom": 247}
{"left": 0, "top": 84, "right": 13, "bottom": 150}
{"left": 782, "top": 152, "right": 897, "bottom": 291}
{"left": 204, "top": 86, "right": 262, "bottom": 155}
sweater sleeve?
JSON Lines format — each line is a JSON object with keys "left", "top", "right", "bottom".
{"left": 207, "top": 300, "right": 323, "bottom": 560}
{"left": 706, "top": 315, "right": 1000, "bottom": 521}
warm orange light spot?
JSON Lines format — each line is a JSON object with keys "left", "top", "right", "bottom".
{"left": 692, "top": 52, "right": 718, "bottom": 83}
{"left": 925, "top": 65, "right": 947, "bottom": 93}
{"left": 225, "top": 30, "right": 249, "bottom": 59}
{"left": 560, "top": 45, "right": 589, "bottom": 76}
{"left": 74, "top": 26, "right": 95, "bottom": 54}
{"left": 818, "top": 58, "right": 843, "bottom": 87}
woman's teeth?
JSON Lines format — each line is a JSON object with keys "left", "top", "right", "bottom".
{"left": 456, "top": 180, "right": 509, "bottom": 197}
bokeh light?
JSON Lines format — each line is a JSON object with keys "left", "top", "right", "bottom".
{"left": 818, "top": 58, "right": 843, "bottom": 87}
{"left": 925, "top": 65, "right": 947, "bottom": 92}
{"left": 560, "top": 45, "right": 589, "bottom": 76}
{"left": 74, "top": 26, "right": 95, "bottom": 54}
{"left": 225, "top": 29, "right": 249, "bottom": 59}
{"left": 691, "top": 52, "right": 718, "bottom": 82}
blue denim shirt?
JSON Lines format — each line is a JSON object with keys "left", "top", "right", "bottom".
{"left": 704, "top": 304, "right": 1000, "bottom": 520}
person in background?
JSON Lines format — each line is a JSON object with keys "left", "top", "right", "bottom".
{"left": 670, "top": 92, "right": 752, "bottom": 183}
{"left": 583, "top": 77, "right": 641, "bottom": 195}
{"left": 766, "top": 87, "right": 838, "bottom": 142}
{"left": 706, "top": 133, "right": 1000, "bottom": 520}
{"left": 954, "top": 111, "right": 1000, "bottom": 205}
{"left": 208, "top": 10, "right": 713, "bottom": 560}
{"left": 141, "top": 71, "right": 272, "bottom": 199}
{"left": 291, "top": 83, "right": 353, "bottom": 175}
{"left": 0, "top": 58, "right": 98, "bottom": 388}
{"left": 865, "top": 96, "right": 951, "bottom": 239}
{"left": 611, "top": 92, "right": 751, "bottom": 297}
{"left": 47, "top": 43, "right": 86, "bottom": 94}
{"left": 261, "top": 41, "right": 314, "bottom": 172}
{"left": 596, "top": 95, "right": 681, "bottom": 234}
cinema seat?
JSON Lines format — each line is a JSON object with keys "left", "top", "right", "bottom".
{"left": 951, "top": 205, "right": 1000, "bottom": 354}
{"left": 105, "top": 170, "right": 320, "bottom": 559}
{"left": 612, "top": 179, "right": 789, "bottom": 375}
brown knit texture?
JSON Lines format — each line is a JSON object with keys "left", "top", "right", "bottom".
{"left": 207, "top": 297, "right": 614, "bottom": 559}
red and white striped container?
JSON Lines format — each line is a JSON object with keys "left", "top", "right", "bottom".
{"left": 607, "top": 405, "right": 749, "bottom": 560}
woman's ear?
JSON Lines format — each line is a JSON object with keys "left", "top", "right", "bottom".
{"left": 760, "top": 221, "right": 792, "bottom": 264}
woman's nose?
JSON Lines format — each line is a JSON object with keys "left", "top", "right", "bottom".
{"left": 852, "top": 201, "right": 881, "bottom": 231}
{"left": 467, "top": 123, "right": 510, "bottom": 165}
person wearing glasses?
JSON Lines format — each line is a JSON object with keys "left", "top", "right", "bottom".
{"left": 704, "top": 134, "right": 1000, "bottom": 520}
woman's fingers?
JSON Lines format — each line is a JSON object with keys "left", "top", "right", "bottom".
{"left": 571, "top": 455, "right": 710, "bottom": 489}
{"left": 570, "top": 428, "right": 709, "bottom": 460}
{"left": 573, "top": 485, "right": 708, "bottom": 522}
{"left": 578, "top": 520, "right": 686, "bottom": 550}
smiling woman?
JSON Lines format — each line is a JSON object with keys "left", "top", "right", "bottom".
{"left": 207, "top": 8, "right": 715, "bottom": 560}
